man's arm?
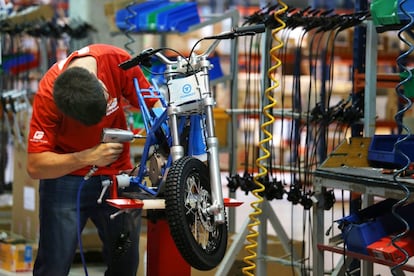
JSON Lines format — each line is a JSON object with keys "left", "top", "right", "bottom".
{"left": 26, "top": 142, "right": 124, "bottom": 179}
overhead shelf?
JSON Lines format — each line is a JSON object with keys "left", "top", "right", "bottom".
{"left": 115, "top": 1, "right": 201, "bottom": 33}
{"left": 114, "top": 1, "right": 239, "bottom": 34}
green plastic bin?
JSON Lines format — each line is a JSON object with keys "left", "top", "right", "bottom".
{"left": 146, "top": 2, "right": 182, "bottom": 31}
{"left": 370, "top": 0, "right": 400, "bottom": 26}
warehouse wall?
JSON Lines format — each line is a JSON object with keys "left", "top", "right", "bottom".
{"left": 68, "top": 0, "right": 140, "bottom": 51}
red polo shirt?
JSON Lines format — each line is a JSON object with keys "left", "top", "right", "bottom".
{"left": 28, "top": 44, "right": 154, "bottom": 176}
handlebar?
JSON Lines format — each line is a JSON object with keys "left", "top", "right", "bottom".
{"left": 119, "top": 23, "right": 266, "bottom": 70}
{"left": 203, "top": 23, "right": 266, "bottom": 40}
{"left": 119, "top": 48, "right": 161, "bottom": 70}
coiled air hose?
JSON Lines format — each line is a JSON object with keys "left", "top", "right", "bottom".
{"left": 242, "top": 1, "right": 288, "bottom": 275}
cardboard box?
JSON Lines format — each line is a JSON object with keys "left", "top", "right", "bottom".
{"left": 367, "top": 232, "right": 414, "bottom": 262}
{"left": 10, "top": 108, "right": 39, "bottom": 241}
{"left": 12, "top": 142, "right": 40, "bottom": 242}
{"left": 0, "top": 232, "right": 37, "bottom": 272}
{"left": 214, "top": 108, "right": 230, "bottom": 148}
{"left": 0, "top": 242, "right": 37, "bottom": 272}
{"left": 0, "top": 204, "right": 12, "bottom": 231}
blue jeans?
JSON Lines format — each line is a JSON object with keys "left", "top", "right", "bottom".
{"left": 33, "top": 175, "right": 141, "bottom": 276}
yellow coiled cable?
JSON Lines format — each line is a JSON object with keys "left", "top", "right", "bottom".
{"left": 242, "top": 1, "right": 288, "bottom": 275}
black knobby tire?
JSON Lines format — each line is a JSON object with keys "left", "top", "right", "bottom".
{"left": 165, "top": 156, "right": 228, "bottom": 270}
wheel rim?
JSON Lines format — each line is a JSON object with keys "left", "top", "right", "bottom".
{"left": 165, "top": 156, "right": 227, "bottom": 270}
{"left": 184, "top": 172, "right": 216, "bottom": 250}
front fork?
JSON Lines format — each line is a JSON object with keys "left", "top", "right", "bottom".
{"left": 168, "top": 98, "right": 225, "bottom": 225}
{"left": 204, "top": 97, "right": 225, "bottom": 224}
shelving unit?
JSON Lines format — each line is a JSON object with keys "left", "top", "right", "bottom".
{"left": 313, "top": 165, "right": 414, "bottom": 275}
{"left": 311, "top": 14, "right": 414, "bottom": 275}
{"left": 100, "top": 2, "right": 414, "bottom": 275}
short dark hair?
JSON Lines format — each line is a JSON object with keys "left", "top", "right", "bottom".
{"left": 53, "top": 67, "right": 107, "bottom": 126}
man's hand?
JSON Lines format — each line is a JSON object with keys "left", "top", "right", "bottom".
{"left": 27, "top": 142, "right": 125, "bottom": 179}
{"left": 88, "top": 142, "right": 124, "bottom": 167}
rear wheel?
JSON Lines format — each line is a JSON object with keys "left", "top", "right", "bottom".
{"left": 165, "top": 156, "right": 227, "bottom": 270}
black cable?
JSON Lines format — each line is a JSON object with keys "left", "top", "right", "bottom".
{"left": 277, "top": 24, "right": 292, "bottom": 180}
{"left": 300, "top": 10, "right": 326, "bottom": 201}
{"left": 243, "top": 29, "right": 254, "bottom": 181}
{"left": 310, "top": 26, "right": 336, "bottom": 170}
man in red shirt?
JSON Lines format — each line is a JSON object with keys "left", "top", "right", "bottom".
{"left": 27, "top": 44, "right": 155, "bottom": 276}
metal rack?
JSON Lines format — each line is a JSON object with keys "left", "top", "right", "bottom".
{"left": 311, "top": 17, "right": 414, "bottom": 275}
{"left": 313, "top": 165, "right": 414, "bottom": 275}
{"left": 216, "top": 25, "right": 305, "bottom": 276}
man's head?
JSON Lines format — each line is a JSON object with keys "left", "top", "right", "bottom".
{"left": 53, "top": 66, "right": 107, "bottom": 126}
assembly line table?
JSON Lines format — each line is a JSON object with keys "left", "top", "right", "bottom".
{"left": 312, "top": 166, "right": 414, "bottom": 276}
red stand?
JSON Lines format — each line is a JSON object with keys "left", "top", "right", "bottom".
{"left": 106, "top": 192, "right": 243, "bottom": 275}
{"left": 147, "top": 219, "right": 191, "bottom": 276}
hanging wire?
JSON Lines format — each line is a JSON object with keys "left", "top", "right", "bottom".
{"left": 242, "top": 1, "right": 288, "bottom": 275}
{"left": 276, "top": 13, "right": 293, "bottom": 184}
{"left": 243, "top": 25, "right": 256, "bottom": 186}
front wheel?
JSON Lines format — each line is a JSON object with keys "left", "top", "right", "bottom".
{"left": 165, "top": 156, "right": 228, "bottom": 270}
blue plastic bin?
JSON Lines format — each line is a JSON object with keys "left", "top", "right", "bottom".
{"left": 2, "top": 53, "right": 35, "bottom": 73}
{"left": 341, "top": 217, "right": 387, "bottom": 255}
{"left": 337, "top": 199, "right": 397, "bottom": 254}
{"left": 170, "top": 16, "right": 201, "bottom": 33}
{"left": 137, "top": 1, "right": 176, "bottom": 31}
{"left": 367, "top": 134, "right": 414, "bottom": 168}
{"left": 115, "top": 1, "right": 169, "bottom": 31}
{"left": 116, "top": 1, "right": 200, "bottom": 33}
{"left": 155, "top": 2, "right": 200, "bottom": 32}
{"left": 145, "top": 2, "right": 182, "bottom": 31}
{"left": 338, "top": 199, "right": 414, "bottom": 255}
{"left": 208, "top": 55, "right": 224, "bottom": 80}
{"left": 398, "top": 0, "right": 414, "bottom": 21}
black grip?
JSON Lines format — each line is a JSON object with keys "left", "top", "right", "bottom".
{"left": 204, "top": 24, "right": 266, "bottom": 40}
{"left": 119, "top": 56, "right": 140, "bottom": 70}
{"left": 118, "top": 48, "right": 155, "bottom": 70}
{"left": 234, "top": 24, "right": 266, "bottom": 35}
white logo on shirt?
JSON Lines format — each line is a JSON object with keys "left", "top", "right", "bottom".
{"left": 106, "top": 98, "right": 119, "bottom": 115}
{"left": 33, "top": 131, "right": 44, "bottom": 139}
